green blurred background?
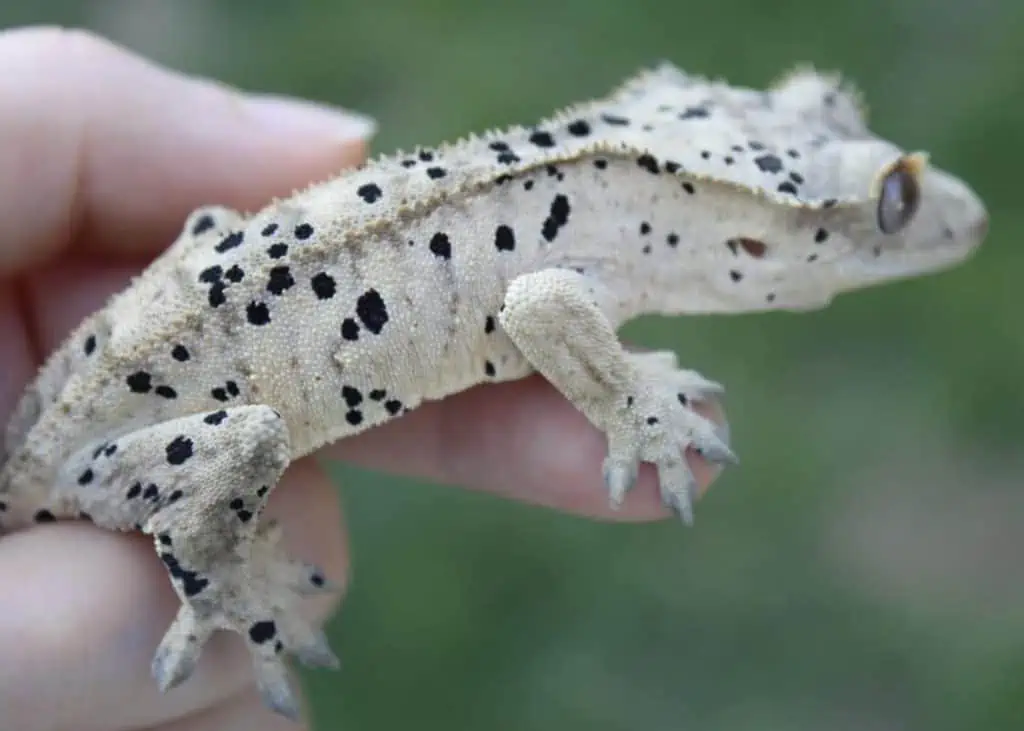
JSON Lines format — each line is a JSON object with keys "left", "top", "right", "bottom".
{"left": 3, "top": 1, "right": 1022, "bottom": 728}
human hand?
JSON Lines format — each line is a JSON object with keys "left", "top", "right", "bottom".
{"left": 0, "top": 27, "right": 728, "bottom": 731}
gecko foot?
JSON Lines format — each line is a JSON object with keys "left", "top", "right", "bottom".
{"left": 602, "top": 351, "right": 736, "bottom": 523}
{"left": 150, "top": 517, "right": 339, "bottom": 722}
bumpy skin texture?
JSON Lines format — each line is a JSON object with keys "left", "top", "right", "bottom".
{"left": 0, "top": 62, "right": 988, "bottom": 720}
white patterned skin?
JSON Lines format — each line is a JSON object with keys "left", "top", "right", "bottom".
{"left": 0, "top": 62, "right": 988, "bottom": 721}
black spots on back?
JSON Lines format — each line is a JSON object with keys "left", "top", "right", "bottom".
{"left": 429, "top": 232, "right": 452, "bottom": 260}
{"left": 566, "top": 119, "right": 591, "bottom": 136}
{"left": 310, "top": 272, "right": 336, "bottom": 300}
{"left": 593, "top": 158, "right": 608, "bottom": 170}
{"left": 682, "top": 182, "right": 696, "bottom": 195}
{"left": 214, "top": 231, "right": 245, "bottom": 254}
{"left": 541, "top": 194, "right": 571, "bottom": 242}
{"left": 34, "top": 509, "right": 56, "bottom": 523}
{"left": 725, "top": 237, "right": 768, "bottom": 259}
{"left": 161, "top": 551, "right": 208, "bottom": 597}
{"left": 776, "top": 181, "right": 799, "bottom": 196}
{"left": 528, "top": 130, "right": 556, "bottom": 148}
{"left": 77, "top": 468, "right": 94, "bottom": 486}
{"left": 637, "top": 154, "right": 659, "bottom": 174}
{"left": 155, "top": 385, "right": 178, "bottom": 400}
{"left": 165, "top": 435, "right": 194, "bottom": 465}
{"left": 754, "top": 154, "right": 784, "bottom": 174}
{"left": 678, "top": 106, "right": 710, "bottom": 120}
{"left": 496, "top": 151, "right": 520, "bottom": 165}
{"left": 211, "top": 380, "right": 239, "bottom": 402}
{"left": 199, "top": 265, "right": 222, "bottom": 283}
{"left": 191, "top": 213, "right": 216, "bottom": 236}
{"left": 484, "top": 360, "right": 496, "bottom": 377}
{"left": 248, "top": 620, "right": 277, "bottom": 644}
{"left": 729, "top": 270, "right": 743, "bottom": 282}
{"left": 384, "top": 399, "right": 403, "bottom": 415}
{"left": 418, "top": 149, "right": 435, "bottom": 162}
{"left": 489, "top": 140, "right": 521, "bottom": 165}
{"left": 224, "top": 265, "right": 244, "bottom": 283}
{"left": 600, "top": 113, "right": 630, "bottom": 126}
{"left": 489, "top": 141, "right": 510, "bottom": 151}
{"left": 246, "top": 301, "right": 271, "bottom": 326}
{"left": 266, "top": 266, "right": 295, "bottom": 296}
{"left": 341, "top": 385, "right": 362, "bottom": 408}
{"left": 357, "top": 183, "right": 382, "bottom": 204}
{"left": 426, "top": 166, "right": 447, "bottom": 180}
{"left": 261, "top": 223, "right": 279, "bottom": 237}
{"left": 294, "top": 223, "right": 314, "bottom": 240}
{"left": 171, "top": 344, "right": 190, "bottom": 362}
{"left": 355, "top": 289, "right": 389, "bottom": 335}
{"left": 83, "top": 334, "right": 97, "bottom": 356}
{"left": 640, "top": 222, "right": 652, "bottom": 236}
{"left": 126, "top": 371, "right": 152, "bottom": 393}
{"left": 198, "top": 264, "right": 241, "bottom": 309}
{"left": 814, "top": 228, "right": 830, "bottom": 243}
{"left": 667, "top": 233, "right": 680, "bottom": 247}
{"left": 267, "top": 243, "right": 288, "bottom": 259}
{"left": 345, "top": 410, "right": 364, "bottom": 426}
{"left": 494, "top": 225, "right": 516, "bottom": 252}
{"left": 341, "top": 318, "right": 360, "bottom": 341}
{"left": 484, "top": 316, "right": 496, "bottom": 334}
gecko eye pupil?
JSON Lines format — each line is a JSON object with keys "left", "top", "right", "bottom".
{"left": 877, "top": 165, "right": 920, "bottom": 234}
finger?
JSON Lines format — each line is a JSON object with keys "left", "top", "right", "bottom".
{"left": 325, "top": 375, "right": 730, "bottom": 521}
{"left": 0, "top": 459, "right": 346, "bottom": 731}
{"left": 0, "top": 26, "right": 375, "bottom": 273}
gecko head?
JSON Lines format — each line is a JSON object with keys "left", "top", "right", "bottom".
{"left": 775, "top": 139, "right": 988, "bottom": 308}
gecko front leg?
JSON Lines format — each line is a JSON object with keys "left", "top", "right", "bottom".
{"left": 53, "top": 405, "right": 338, "bottom": 720}
{"left": 498, "top": 268, "right": 736, "bottom": 523}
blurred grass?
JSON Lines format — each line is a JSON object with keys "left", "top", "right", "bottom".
{"left": 3, "top": 1, "right": 1022, "bottom": 729}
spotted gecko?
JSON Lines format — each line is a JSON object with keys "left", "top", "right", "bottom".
{"left": 0, "top": 62, "right": 988, "bottom": 720}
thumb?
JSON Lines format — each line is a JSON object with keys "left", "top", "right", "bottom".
{"left": 0, "top": 26, "right": 377, "bottom": 271}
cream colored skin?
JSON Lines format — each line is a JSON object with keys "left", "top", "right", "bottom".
{"left": 0, "top": 63, "right": 988, "bottom": 720}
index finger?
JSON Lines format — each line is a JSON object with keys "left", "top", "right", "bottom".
{"left": 0, "top": 26, "right": 375, "bottom": 273}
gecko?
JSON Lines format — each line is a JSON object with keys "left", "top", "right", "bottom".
{"left": 0, "top": 62, "right": 988, "bottom": 720}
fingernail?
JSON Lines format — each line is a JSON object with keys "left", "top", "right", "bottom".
{"left": 244, "top": 94, "right": 377, "bottom": 141}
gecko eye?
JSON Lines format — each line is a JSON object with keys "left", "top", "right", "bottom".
{"left": 877, "top": 162, "right": 920, "bottom": 234}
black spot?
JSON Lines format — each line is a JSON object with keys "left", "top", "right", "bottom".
{"left": 600, "top": 113, "right": 630, "bottom": 126}
{"left": 207, "top": 282, "right": 227, "bottom": 308}
{"left": 369, "top": 389, "right": 386, "bottom": 401}
{"left": 224, "top": 265, "right": 245, "bottom": 283}
{"left": 357, "top": 183, "right": 382, "bottom": 203}
{"left": 211, "top": 387, "right": 228, "bottom": 402}
{"left": 484, "top": 361, "right": 496, "bottom": 377}
{"left": 34, "top": 510, "right": 56, "bottom": 523}
{"left": 226, "top": 381, "right": 239, "bottom": 397}
{"left": 496, "top": 151, "right": 520, "bottom": 164}
{"left": 494, "top": 225, "right": 515, "bottom": 252}
{"left": 171, "top": 344, "right": 190, "bottom": 361}
{"left": 488, "top": 141, "right": 510, "bottom": 151}
{"left": 167, "top": 490, "right": 183, "bottom": 504}
{"left": 341, "top": 318, "right": 360, "bottom": 341}
{"left": 567, "top": 119, "right": 591, "bottom": 136}
{"left": 700, "top": 150, "right": 711, "bottom": 159}
{"left": 246, "top": 302, "right": 271, "bottom": 326}
{"left": 789, "top": 171, "right": 804, "bottom": 184}
{"left": 310, "top": 572, "right": 325, "bottom": 587}
{"left": 594, "top": 158, "right": 608, "bottom": 169}
{"left": 766, "top": 293, "right": 776, "bottom": 302}
{"left": 126, "top": 372, "right": 152, "bottom": 393}
{"left": 484, "top": 316, "right": 496, "bottom": 334}
{"left": 384, "top": 399, "right": 403, "bottom": 415}
{"left": 729, "top": 270, "right": 743, "bottom": 282}
{"left": 642, "top": 244, "right": 652, "bottom": 255}
{"left": 79, "top": 511, "right": 92, "bottom": 521}
{"left": 77, "top": 468, "right": 94, "bottom": 486}
{"left": 266, "top": 266, "right": 295, "bottom": 296}
{"left": 0, "top": 500, "right": 6, "bottom": 512}
{"left": 345, "top": 410, "right": 364, "bottom": 426}
{"left": 103, "top": 443, "right": 117, "bottom": 457}
{"left": 214, "top": 231, "right": 244, "bottom": 253}
{"left": 667, "top": 233, "right": 679, "bottom": 246}
{"left": 203, "top": 410, "right": 228, "bottom": 425}
{"left": 401, "top": 159, "right": 416, "bottom": 168}
{"left": 541, "top": 194, "right": 571, "bottom": 242}
{"left": 311, "top": 272, "right": 336, "bottom": 299}
{"left": 83, "top": 334, "right": 96, "bottom": 355}
{"left": 776, "top": 181, "right": 799, "bottom": 196}
{"left": 261, "top": 223, "right": 279, "bottom": 236}
{"left": 426, "top": 166, "right": 446, "bottom": 179}
{"left": 198, "top": 265, "right": 222, "bottom": 283}
{"left": 267, "top": 243, "right": 288, "bottom": 259}
{"left": 158, "top": 533, "right": 172, "bottom": 546}
{"left": 754, "top": 154, "right": 783, "bottom": 174}
{"left": 249, "top": 620, "right": 277, "bottom": 644}
{"left": 523, "top": 179, "right": 534, "bottom": 190}
{"left": 429, "top": 232, "right": 452, "bottom": 260}
{"left": 807, "top": 253, "right": 819, "bottom": 263}
{"left": 529, "top": 130, "right": 555, "bottom": 147}
{"left": 724, "top": 156, "right": 735, "bottom": 165}
{"left": 236, "top": 510, "right": 253, "bottom": 522}
{"left": 814, "top": 228, "right": 829, "bottom": 243}
{"left": 191, "top": 214, "right": 216, "bottom": 236}
{"left": 294, "top": 223, "right": 314, "bottom": 240}
{"left": 155, "top": 385, "right": 178, "bottom": 399}
{"left": 664, "top": 161, "right": 682, "bottom": 173}
{"left": 637, "top": 154, "right": 659, "bottom": 174}
{"left": 748, "top": 141, "right": 765, "bottom": 150}
{"left": 126, "top": 483, "right": 141, "bottom": 499}
{"left": 418, "top": 150, "right": 434, "bottom": 162}
{"left": 229, "top": 497, "right": 244, "bottom": 510}
{"left": 679, "top": 106, "right": 710, "bottom": 120}
{"left": 677, "top": 393, "right": 688, "bottom": 406}
{"left": 640, "top": 222, "right": 651, "bottom": 235}
{"left": 787, "top": 149, "right": 801, "bottom": 159}
{"left": 646, "top": 416, "right": 659, "bottom": 425}
{"left": 342, "top": 386, "right": 363, "bottom": 408}
{"left": 682, "top": 182, "right": 695, "bottom": 195}
{"left": 356, "top": 289, "right": 389, "bottom": 334}
{"left": 165, "top": 436, "right": 194, "bottom": 465}
{"left": 823, "top": 198, "right": 838, "bottom": 208}
{"left": 160, "top": 552, "right": 208, "bottom": 597}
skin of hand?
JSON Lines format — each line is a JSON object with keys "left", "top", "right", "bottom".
{"left": 0, "top": 26, "right": 728, "bottom": 731}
